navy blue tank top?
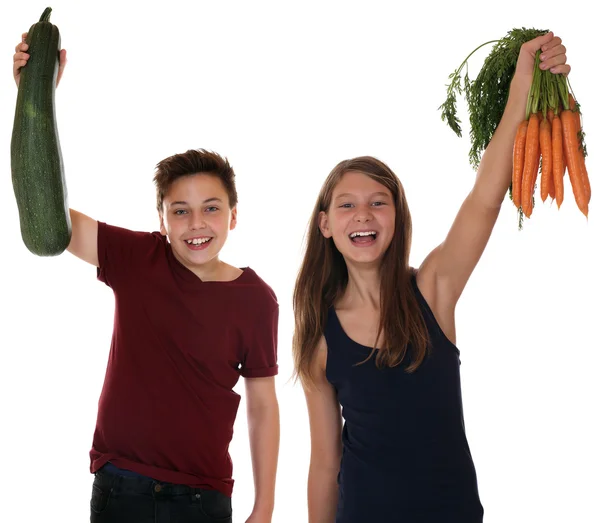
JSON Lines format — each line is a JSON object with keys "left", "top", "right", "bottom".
{"left": 324, "top": 275, "right": 484, "bottom": 522}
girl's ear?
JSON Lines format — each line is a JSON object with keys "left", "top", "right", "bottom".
{"left": 319, "top": 211, "right": 333, "bottom": 238}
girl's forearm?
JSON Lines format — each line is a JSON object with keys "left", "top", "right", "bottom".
{"left": 307, "top": 464, "right": 339, "bottom": 523}
{"left": 472, "top": 79, "right": 529, "bottom": 208}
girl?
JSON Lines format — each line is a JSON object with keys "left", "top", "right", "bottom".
{"left": 293, "top": 32, "right": 570, "bottom": 522}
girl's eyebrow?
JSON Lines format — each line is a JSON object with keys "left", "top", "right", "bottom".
{"left": 334, "top": 191, "right": 390, "bottom": 200}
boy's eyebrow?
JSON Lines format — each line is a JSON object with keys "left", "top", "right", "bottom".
{"left": 334, "top": 191, "right": 390, "bottom": 200}
{"left": 169, "top": 197, "right": 223, "bottom": 207}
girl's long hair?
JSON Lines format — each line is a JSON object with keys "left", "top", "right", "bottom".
{"left": 292, "top": 156, "right": 429, "bottom": 386}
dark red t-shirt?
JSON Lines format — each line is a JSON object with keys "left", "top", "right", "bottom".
{"left": 89, "top": 222, "right": 279, "bottom": 496}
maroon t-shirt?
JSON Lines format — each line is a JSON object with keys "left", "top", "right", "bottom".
{"left": 89, "top": 222, "right": 278, "bottom": 496}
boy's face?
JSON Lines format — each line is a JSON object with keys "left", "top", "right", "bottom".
{"left": 159, "top": 173, "right": 237, "bottom": 271}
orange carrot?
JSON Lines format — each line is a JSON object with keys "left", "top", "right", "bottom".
{"left": 547, "top": 108, "right": 556, "bottom": 200}
{"left": 521, "top": 113, "right": 540, "bottom": 218}
{"left": 512, "top": 120, "right": 528, "bottom": 209}
{"left": 580, "top": 155, "right": 591, "bottom": 205}
{"left": 570, "top": 94, "right": 591, "bottom": 205}
{"left": 561, "top": 109, "right": 588, "bottom": 217}
{"left": 540, "top": 117, "right": 553, "bottom": 202}
{"left": 548, "top": 165, "right": 556, "bottom": 201}
{"left": 552, "top": 116, "right": 565, "bottom": 208}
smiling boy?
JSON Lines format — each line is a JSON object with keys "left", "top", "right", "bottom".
{"left": 13, "top": 39, "right": 279, "bottom": 523}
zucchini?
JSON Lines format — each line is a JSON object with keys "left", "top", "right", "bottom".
{"left": 11, "top": 7, "right": 71, "bottom": 256}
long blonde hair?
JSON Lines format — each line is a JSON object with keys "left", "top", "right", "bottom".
{"left": 292, "top": 156, "right": 429, "bottom": 385}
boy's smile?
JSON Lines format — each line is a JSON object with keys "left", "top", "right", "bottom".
{"left": 184, "top": 235, "right": 213, "bottom": 249}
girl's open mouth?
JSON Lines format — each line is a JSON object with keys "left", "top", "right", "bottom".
{"left": 349, "top": 231, "right": 377, "bottom": 246}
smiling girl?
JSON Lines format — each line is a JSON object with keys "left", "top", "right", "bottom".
{"left": 293, "top": 32, "right": 571, "bottom": 522}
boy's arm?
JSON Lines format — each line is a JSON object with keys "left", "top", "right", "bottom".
{"left": 67, "top": 209, "right": 99, "bottom": 266}
{"left": 245, "top": 376, "right": 280, "bottom": 523}
{"left": 304, "top": 337, "right": 342, "bottom": 523}
{"left": 14, "top": 36, "right": 98, "bottom": 267}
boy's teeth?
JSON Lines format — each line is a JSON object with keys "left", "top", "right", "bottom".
{"left": 186, "top": 238, "right": 211, "bottom": 245}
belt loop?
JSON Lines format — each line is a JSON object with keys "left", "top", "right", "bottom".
{"left": 109, "top": 468, "right": 120, "bottom": 493}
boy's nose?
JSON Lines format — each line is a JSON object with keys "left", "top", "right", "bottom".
{"left": 189, "top": 213, "right": 207, "bottom": 230}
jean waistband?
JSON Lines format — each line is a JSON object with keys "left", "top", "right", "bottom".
{"left": 96, "top": 463, "right": 210, "bottom": 497}
{"left": 102, "top": 461, "right": 150, "bottom": 479}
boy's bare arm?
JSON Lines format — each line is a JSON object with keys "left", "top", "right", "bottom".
{"left": 245, "top": 376, "right": 280, "bottom": 523}
{"left": 67, "top": 210, "right": 99, "bottom": 266}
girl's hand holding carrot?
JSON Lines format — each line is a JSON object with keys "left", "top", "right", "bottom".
{"left": 508, "top": 32, "right": 570, "bottom": 118}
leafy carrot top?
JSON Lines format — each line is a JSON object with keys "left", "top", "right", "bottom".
{"left": 440, "top": 27, "right": 548, "bottom": 168}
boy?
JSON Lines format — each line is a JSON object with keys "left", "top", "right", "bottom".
{"left": 13, "top": 37, "right": 279, "bottom": 523}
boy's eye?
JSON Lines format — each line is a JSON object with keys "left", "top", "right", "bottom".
{"left": 174, "top": 209, "right": 188, "bottom": 215}
{"left": 205, "top": 206, "right": 219, "bottom": 212}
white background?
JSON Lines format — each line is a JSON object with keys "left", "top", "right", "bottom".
{"left": 1, "top": 1, "right": 598, "bottom": 522}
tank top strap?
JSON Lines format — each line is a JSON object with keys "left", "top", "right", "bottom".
{"left": 410, "top": 271, "right": 461, "bottom": 355}
{"left": 323, "top": 306, "right": 343, "bottom": 353}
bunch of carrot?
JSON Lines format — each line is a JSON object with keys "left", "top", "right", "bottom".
{"left": 512, "top": 51, "right": 590, "bottom": 219}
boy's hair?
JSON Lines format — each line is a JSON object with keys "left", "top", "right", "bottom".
{"left": 153, "top": 149, "right": 238, "bottom": 211}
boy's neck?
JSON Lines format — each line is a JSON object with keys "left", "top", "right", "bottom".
{"left": 173, "top": 251, "right": 244, "bottom": 282}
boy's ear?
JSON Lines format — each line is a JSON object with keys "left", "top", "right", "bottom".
{"left": 159, "top": 212, "right": 167, "bottom": 236}
{"left": 319, "top": 211, "right": 332, "bottom": 238}
{"left": 229, "top": 206, "right": 238, "bottom": 231}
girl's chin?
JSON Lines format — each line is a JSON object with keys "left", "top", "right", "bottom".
{"left": 341, "top": 252, "right": 385, "bottom": 267}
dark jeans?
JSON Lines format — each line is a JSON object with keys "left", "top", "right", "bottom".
{"left": 90, "top": 464, "right": 232, "bottom": 523}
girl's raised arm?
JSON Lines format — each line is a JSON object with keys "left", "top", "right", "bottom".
{"left": 420, "top": 32, "right": 569, "bottom": 306}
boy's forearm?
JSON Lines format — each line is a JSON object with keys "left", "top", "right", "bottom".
{"left": 247, "top": 401, "right": 280, "bottom": 517}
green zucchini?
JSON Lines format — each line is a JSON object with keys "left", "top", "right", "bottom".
{"left": 11, "top": 7, "right": 71, "bottom": 256}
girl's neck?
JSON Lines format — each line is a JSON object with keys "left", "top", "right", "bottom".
{"left": 339, "top": 262, "right": 381, "bottom": 311}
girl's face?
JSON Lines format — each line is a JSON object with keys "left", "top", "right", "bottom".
{"left": 159, "top": 173, "right": 237, "bottom": 271}
{"left": 319, "top": 171, "right": 396, "bottom": 267}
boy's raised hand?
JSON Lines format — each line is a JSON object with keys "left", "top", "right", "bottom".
{"left": 13, "top": 32, "right": 67, "bottom": 87}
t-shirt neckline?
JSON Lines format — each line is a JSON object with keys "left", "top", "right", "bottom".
{"left": 164, "top": 238, "right": 251, "bottom": 286}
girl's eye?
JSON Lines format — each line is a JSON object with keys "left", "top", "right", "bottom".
{"left": 339, "top": 203, "right": 354, "bottom": 208}
{"left": 372, "top": 201, "right": 385, "bottom": 206}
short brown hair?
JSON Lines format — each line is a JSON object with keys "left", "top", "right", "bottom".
{"left": 153, "top": 149, "right": 238, "bottom": 211}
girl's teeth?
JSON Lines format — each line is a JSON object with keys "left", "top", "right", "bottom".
{"left": 350, "top": 231, "right": 376, "bottom": 238}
